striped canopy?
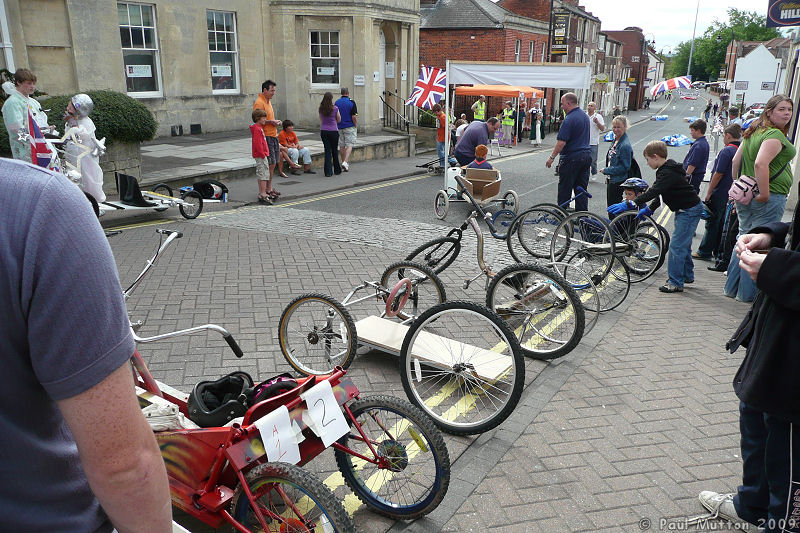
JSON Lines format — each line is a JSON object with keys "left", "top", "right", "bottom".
{"left": 650, "top": 76, "right": 692, "bottom": 96}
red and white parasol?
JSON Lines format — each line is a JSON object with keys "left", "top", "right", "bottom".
{"left": 650, "top": 76, "right": 692, "bottom": 96}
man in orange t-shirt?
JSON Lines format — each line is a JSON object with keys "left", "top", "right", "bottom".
{"left": 253, "top": 80, "right": 283, "bottom": 181}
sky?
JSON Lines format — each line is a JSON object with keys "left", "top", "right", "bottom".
{"left": 579, "top": 0, "right": 774, "bottom": 52}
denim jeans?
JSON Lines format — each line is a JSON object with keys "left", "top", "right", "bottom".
{"left": 437, "top": 141, "right": 445, "bottom": 167}
{"left": 667, "top": 203, "right": 703, "bottom": 287}
{"left": 733, "top": 402, "right": 800, "bottom": 532}
{"left": 589, "top": 144, "right": 599, "bottom": 175}
{"left": 724, "top": 194, "right": 787, "bottom": 302}
{"left": 697, "top": 194, "right": 727, "bottom": 257}
{"left": 557, "top": 151, "right": 591, "bottom": 211}
{"left": 320, "top": 130, "right": 341, "bottom": 176}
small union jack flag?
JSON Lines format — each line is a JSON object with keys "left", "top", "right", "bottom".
{"left": 28, "top": 110, "right": 54, "bottom": 168}
{"left": 406, "top": 65, "right": 446, "bottom": 109}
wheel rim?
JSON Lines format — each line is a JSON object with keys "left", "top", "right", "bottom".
{"left": 489, "top": 267, "right": 582, "bottom": 355}
{"left": 516, "top": 208, "right": 563, "bottom": 259}
{"left": 281, "top": 298, "right": 353, "bottom": 374}
{"left": 236, "top": 476, "right": 335, "bottom": 532}
{"left": 381, "top": 264, "right": 445, "bottom": 320}
{"left": 403, "top": 307, "right": 520, "bottom": 432}
{"left": 434, "top": 192, "right": 447, "bottom": 218}
{"left": 341, "top": 403, "right": 443, "bottom": 511}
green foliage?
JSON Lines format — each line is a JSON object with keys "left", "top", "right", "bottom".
{"left": 418, "top": 110, "right": 436, "bottom": 128}
{"left": 0, "top": 90, "right": 157, "bottom": 157}
{"left": 667, "top": 8, "right": 781, "bottom": 81}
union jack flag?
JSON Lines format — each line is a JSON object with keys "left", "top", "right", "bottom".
{"left": 406, "top": 66, "right": 446, "bottom": 109}
{"left": 28, "top": 110, "right": 54, "bottom": 168}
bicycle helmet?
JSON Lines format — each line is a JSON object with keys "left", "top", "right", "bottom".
{"left": 70, "top": 93, "right": 94, "bottom": 117}
{"left": 187, "top": 371, "right": 253, "bottom": 427}
{"left": 620, "top": 177, "right": 649, "bottom": 193}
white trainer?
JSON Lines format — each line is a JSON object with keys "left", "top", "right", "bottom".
{"left": 697, "top": 491, "right": 753, "bottom": 527}
{"left": 341, "top": 161, "right": 349, "bottom": 172}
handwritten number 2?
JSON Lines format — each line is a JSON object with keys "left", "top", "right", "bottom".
{"left": 314, "top": 398, "right": 334, "bottom": 428}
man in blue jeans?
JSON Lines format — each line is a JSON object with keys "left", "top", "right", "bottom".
{"left": 694, "top": 123, "right": 741, "bottom": 261}
{"left": 545, "top": 92, "right": 591, "bottom": 211}
{"left": 683, "top": 119, "right": 710, "bottom": 194}
{"left": 609, "top": 140, "right": 703, "bottom": 293}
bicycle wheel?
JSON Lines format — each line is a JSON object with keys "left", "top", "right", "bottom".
{"left": 230, "top": 462, "right": 355, "bottom": 533}
{"left": 151, "top": 183, "right": 173, "bottom": 212}
{"left": 405, "top": 236, "right": 461, "bottom": 275}
{"left": 400, "top": 301, "right": 524, "bottom": 435}
{"left": 546, "top": 261, "right": 600, "bottom": 335}
{"left": 434, "top": 190, "right": 449, "bottom": 220}
{"left": 179, "top": 189, "right": 203, "bottom": 219}
{"left": 608, "top": 212, "right": 663, "bottom": 283}
{"left": 568, "top": 252, "right": 630, "bottom": 312}
{"left": 334, "top": 395, "right": 450, "bottom": 520}
{"left": 508, "top": 205, "right": 566, "bottom": 262}
{"left": 551, "top": 211, "right": 615, "bottom": 280}
{"left": 490, "top": 209, "right": 516, "bottom": 240}
{"left": 502, "top": 190, "right": 519, "bottom": 213}
{"left": 380, "top": 261, "right": 446, "bottom": 320}
{"left": 486, "top": 263, "right": 585, "bottom": 359}
{"left": 278, "top": 293, "right": 358, "bottom": 376}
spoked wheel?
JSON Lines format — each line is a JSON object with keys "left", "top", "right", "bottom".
{"left": 545, "top": 261, "right": 600, "bottom": 335}
{"left": 434, "top": 190, "right": 449, "bottom": 220}
{"left": 507, "top": 205, "right": 566, "bottom": 262}
{"left": 502, "top": 190, "right": 519, "bottom": 213}
{"left": 551, "top": 211, "right": 615, "bottom": 280}
{"left": 278, "top": 293, "right": 358, "bottom": 376}
{"left": 151, "top": 183, "right": 173, "bottom": 212}
{"left": 568, "top": 252, "right": 631, "bottom": 312}
{"left": 334, "top": 395, "right": 450, "bottom": 520}
{"left": 400, "top": 301, "right": 524, "bottom": 435}
{"left": 486, "top": 263, "right": 585, "bottom": 359}
{"left": 179, "top": 189, "right": 203, "bottom": 219}
{"left": 405, "top": 235, "right": 461, "bottom": 275}
{"left": 490, "top": 209, "right": 516, "bottom": 240}
{"left": 379, "top": 261, "right": 447, "bottom": 320}
{"left": 230, "top": 462, "right": 355, "bottom": 533}
{"left": 608, "top": 212, "right": 664, "bottom": 283}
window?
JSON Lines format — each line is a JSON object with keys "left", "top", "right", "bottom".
{"left": 207, "top": 10, "right": 239, "bottom": 93}
{"left": 529, "top": 42, "right": 534, "bottom": 62}
{"left": 118, "top": 2, "right": 161, "bottom": 96}
{"left": 310, "top": 31, "right": 340, "bottom": 86}
{"left": 514, "top": 39, "right": 521, "bottom": 62}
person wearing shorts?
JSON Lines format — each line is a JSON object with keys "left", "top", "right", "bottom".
{"left": 253, "top": 80, "right": 283, "bottom": 182}
{"left": 336, "top": 88, "right": 358, "bottom": 171}
{"left": 250, "top": 108, "right": 275, "bottom": 204}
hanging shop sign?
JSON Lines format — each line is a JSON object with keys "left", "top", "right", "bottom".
{"left": 551, "top": 12, "right": 569, "bottom": 55}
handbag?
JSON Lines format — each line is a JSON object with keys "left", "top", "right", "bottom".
{"left": 729, "top": 160, "right": 789, "bottom": 205}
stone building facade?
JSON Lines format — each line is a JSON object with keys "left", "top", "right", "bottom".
{"left": 1, "top": 0, "right": 419, "bottom": 137}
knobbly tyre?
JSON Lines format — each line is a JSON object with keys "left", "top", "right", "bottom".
{"left": 125, "top": 229, "right": 450, "bottom": 528}
{"left": 278, "top": 265, "right": 526, "bottom": 435}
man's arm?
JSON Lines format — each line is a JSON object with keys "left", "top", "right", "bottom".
{"left": 546, "top": 140, "right": 567, "bottom": 168}
{"left": 471, "top": 101, "right": 478, "bottom": 111}
{"left": 705, "top": 172, "right": 723, "bottom": 201}
{"left": 351, "top": 101, "right": 358, "bottom": 126}
{"left": 57, "top": 362, "right": 172, "bottom": 533}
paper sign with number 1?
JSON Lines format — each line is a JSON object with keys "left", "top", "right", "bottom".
{"left": 300, "top": 380, "right": 350, "bottom": 447}
{"left": 253, "top": 404, "right": 302, "bottom": 465}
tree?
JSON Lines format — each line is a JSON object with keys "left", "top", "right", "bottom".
{"left": 666, "top": 8, "right": 780, "bottom": 81}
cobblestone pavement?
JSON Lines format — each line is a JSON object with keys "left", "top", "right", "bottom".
{"left": 113, "top": 203, "right": 751, "bottom": 532}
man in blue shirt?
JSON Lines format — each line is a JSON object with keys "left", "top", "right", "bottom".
{"left": 683, "top": 119, "right": 710, "bottom": 194}
{"left": 545, "top": 92, "right": 591, "bottom": 211}
{"left": 335, "top": 88, "right": 358, "bottom": 171}
{"left": 694, "top": 123, "right": 741, "bottom": 261}
{"left": 454, "top": 117, "right": 501, "bottom": 166}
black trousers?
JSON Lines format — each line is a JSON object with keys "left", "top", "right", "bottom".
{"left": 557, "top": 152, "right": 591, "bottom": 211}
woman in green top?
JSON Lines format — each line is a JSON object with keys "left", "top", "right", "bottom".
{"left": 724, "top": 94, "right": 795, "bottom": 302}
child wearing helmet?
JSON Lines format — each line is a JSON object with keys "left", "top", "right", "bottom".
{"left": 64, "top": 93, "right": 106, "bottom": 203}
{"left": 620, "top": 177, "right": 649, "bottom": 202}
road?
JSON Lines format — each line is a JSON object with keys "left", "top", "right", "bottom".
{"left": 105, "top": 92, "right": 742, "bottom": 533}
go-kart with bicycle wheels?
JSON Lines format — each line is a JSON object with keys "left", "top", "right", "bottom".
{"left": 125, "top": 231, "right": 450, "bottom": 526}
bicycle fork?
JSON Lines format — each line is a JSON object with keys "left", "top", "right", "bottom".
{"left": 463, "top": 215, "right": 495, "bottom": 290}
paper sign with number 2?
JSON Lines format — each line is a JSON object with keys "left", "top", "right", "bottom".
{"left": 253, "top": 404, "right": 301, "bottom": 465}
{"left": 300, "top": 380, "right": 350, "bottom": 447}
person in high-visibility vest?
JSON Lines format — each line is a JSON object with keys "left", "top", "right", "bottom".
{"left": 500, "top": 101, "right": 515, "bottom": 147}
{"left": 471, "top": 95, "right": 486, "bottom": 121}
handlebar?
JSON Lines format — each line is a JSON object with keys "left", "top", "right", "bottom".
{"left": 575, "top": 186, "right": 592, "bottom": 199}
{"left": 156, "top": 229, "right": 183, "bottom": 238}
{"left": 224, "top": 333, "right": 244, "bottom": 358}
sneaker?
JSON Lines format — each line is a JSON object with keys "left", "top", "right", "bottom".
{"left": 341, "top": 161, "right": 349, "bottom": 172}
{"left": 659, "top": 283, "right": 683, "bottom": 293}
{"left": 589, "top": 175, "right": 598, "bottom": 182}
{"left": 291, "top": 169, "right": 303, "bottom": 175}
{"left": 684, "top": 278, "right": 694, "bottom": 284}
{"left": 697, "top": 492, "right": 752, "bottom": 527}
{"left": 692, "top": 252, "right": 712, "bottom": 261}
{"left": 304, "top": 169, "right": 316, "bottom": 174}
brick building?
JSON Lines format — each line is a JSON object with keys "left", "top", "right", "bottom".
{"left": 602, "top": 27, "right": 650, "bottom": 111}
{"left": 419, "top": 0, "right": 549, "bottom": 118}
